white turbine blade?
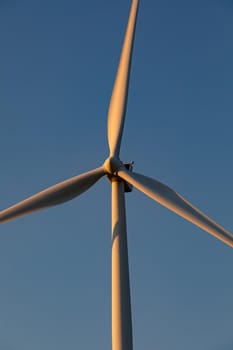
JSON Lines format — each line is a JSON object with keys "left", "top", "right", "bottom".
{"left": 0, "top": 167, "right": 105, "bottom": 224}
{"left": 107, "top": 0, "right": 139, "bottom": 158}
{"left": 118, "top": 169, "right": 233, "bottom": 248}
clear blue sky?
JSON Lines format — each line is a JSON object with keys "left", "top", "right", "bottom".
{"left": 1, "top": 0, "right": 233, "bottom": 349}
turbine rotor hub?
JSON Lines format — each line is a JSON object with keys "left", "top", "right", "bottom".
{"left": 103, "top": 157, "right": 124, "bottom": 175}
{"left": 103, "top": 158, "right": 134, "bottom": 192}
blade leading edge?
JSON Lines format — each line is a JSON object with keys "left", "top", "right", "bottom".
{"left": 107, "top": 0, "right": 139, "bottom": 158}
{"left": 118, "top": 169, "right": 233, "bottom": 248}
{"left": 0, "top": 167, "right": 105, "bottom": 224}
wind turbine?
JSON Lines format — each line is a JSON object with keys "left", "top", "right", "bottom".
{"left": 1, "top": 0, "right": 233, "bottom": 349}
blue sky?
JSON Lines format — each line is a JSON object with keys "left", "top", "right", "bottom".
{"left": 1, "top": 0, "right": 233, "bottom": 349}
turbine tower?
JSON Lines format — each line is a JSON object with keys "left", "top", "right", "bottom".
{"left": 1, "top": 1, "right": 233, "bottom": 350}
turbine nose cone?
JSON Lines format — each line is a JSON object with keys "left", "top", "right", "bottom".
{"left": 103, "top": 157, "right": 123, "bottom": 175}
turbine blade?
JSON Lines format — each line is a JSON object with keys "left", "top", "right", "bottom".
{"left": 107, "top": 0, "right": 139, "bottom": 158}
{"left": 118, "top": 169, "right": 233, "bottom": 248}
{"left": 0, "top": 167, "right": 105, "bottom": 223}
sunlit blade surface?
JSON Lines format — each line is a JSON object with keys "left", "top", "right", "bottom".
{"left": 107, "top": 0, "right": 139, "bottom": 158}
{"left": 118, "top": 169, "right": 233, "bottom": 248}
{"left": 0, "top": 167, "right": 105, "bottom": 223}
